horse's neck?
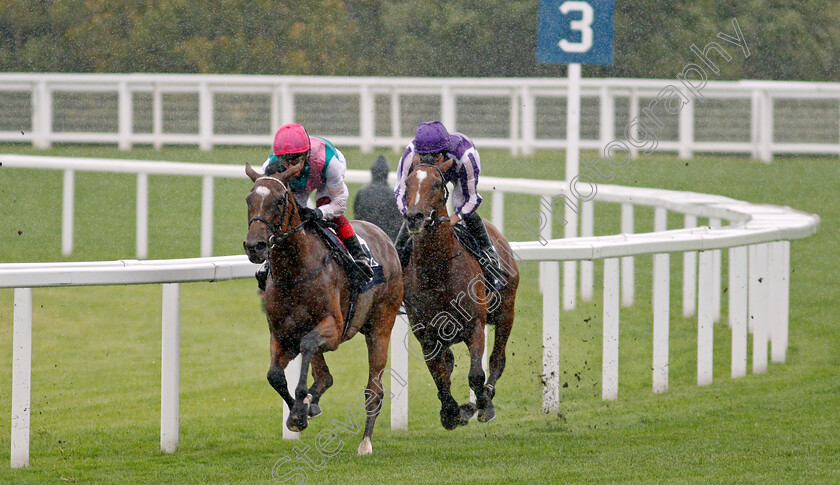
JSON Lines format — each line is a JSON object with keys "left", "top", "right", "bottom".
{"left": 270, "top": 228, "right": 328, "bottom": 272}
{"left": 413, "top": 223, "right": 458, "bottom": 282}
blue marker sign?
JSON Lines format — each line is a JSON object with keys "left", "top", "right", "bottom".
{"left": 538, "top": 0, "right": 614, "bottom": 65}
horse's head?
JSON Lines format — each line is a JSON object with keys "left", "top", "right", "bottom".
{"left": 403, "top": 157, "right": 453, "bottom": 236}
{"left": 243, "top": 163, "right": 303, "bottom": 263}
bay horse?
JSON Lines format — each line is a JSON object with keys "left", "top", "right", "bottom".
{"left": 243, "top": 163, "right": 403, "bottom": 455}
{"left": 402, "top": 158, "right": 518, "bottom": 430}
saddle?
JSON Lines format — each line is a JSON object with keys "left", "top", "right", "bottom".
{"left": 451, "top": 222, "right": 509, "bottom": 292}
{"left": 309, "top": 219, "right": 385, "bottom": 340}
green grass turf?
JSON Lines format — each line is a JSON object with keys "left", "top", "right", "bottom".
{"left": 0, "top": 143, "right": 838, "bottom": 483}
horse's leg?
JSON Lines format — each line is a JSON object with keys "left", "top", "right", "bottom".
{"left": 287, "top": 316, "right": 338, "bottom": 433}
{"left": 422, "top": 340, "right": 460, "bottom": 430}
{"left": 480, "top": 303, "right": 514, "bottom": 422}
{"left": 465, "top": 322, "right": 489, "bottom": 425}
{"left": 357, "top": 319, "right": 392, "bottom": 456}
{"left": 307, "top": 353, "right": 333, "bottom": 419}
{"left": 267, "top": 333, "right": 295, "bottom": 410}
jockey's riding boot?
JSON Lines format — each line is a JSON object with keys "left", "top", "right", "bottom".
{"left": 343, "top": 234, "right": 374, "bottom": 280}
{"left": 394, "top": 222, "right": 412, "bottom": 269}
{"left": 255, "top": 261, "right": 269, "bottom": 292}
{"left": 463, "top": 212, "right": 506, "bottom": 290}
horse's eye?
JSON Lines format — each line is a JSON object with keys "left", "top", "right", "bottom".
{"left": 432, "top": 181, "right": 441, "bottom": 190}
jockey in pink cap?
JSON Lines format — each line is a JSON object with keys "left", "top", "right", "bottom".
{"left": 253, "top": 123, "right": 373, "bottom": 291}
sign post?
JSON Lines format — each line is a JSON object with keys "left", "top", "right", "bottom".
{"left": 538, "top": 0, "right": 614, "bottom": 309}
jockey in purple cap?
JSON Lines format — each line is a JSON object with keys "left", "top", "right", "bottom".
{"left": 393, "top": 121, "right": 503, "bottom": 286}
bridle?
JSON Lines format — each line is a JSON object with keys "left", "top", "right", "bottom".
{"left": 248, "top": 175, "right": 307, "bottom": 248}
{"left": 411, "top": 163, "right": 451, "bottom": 231}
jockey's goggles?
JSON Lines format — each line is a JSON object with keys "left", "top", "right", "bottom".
{"left": 419, "top": 152, "right": 443, "bottom": 165}
{"left": 279, "top": 151, "right": 307, "bottom": 165}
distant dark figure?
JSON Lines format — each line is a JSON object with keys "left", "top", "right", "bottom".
{"left": 354, "top": 155, "right": 402, "bottom": 242}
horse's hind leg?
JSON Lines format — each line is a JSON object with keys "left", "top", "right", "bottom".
{"left": 465, "top": 323, "right": 489, "bottom": 425}
{"left": 480, "top": 303, "right": 514, "bottom": 422}
{"left": 307, "top": 353, "right": 333, "bottom": 418}
{"left": 357, "top": 318, "right": 393, "bottom": 455}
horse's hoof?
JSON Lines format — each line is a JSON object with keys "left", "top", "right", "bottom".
{"left": 477, "top": 403, "right": 496, "bottom": 423}
{"left": 440, "top": 406, "right": 460, "bottom": 430}
{"left": 357, "top": 437, "right": 373, "bottom": 456}
{"left": 458, "top": 403, "right": 477, "bottom": 426}
{"left": 308, "top": 403, "right": 322, "bottom": 419}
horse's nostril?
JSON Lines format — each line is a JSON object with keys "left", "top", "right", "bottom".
{"left": 255, "top": 242, "right": 267, "bottom": 251}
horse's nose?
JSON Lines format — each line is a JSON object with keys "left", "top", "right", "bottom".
{"left": 243, "top": 240, "right": 268, "bottom": 264}
{"left": 404, "top": 210, "right": 424, "bottom": 233}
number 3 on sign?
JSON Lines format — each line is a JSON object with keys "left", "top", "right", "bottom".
{"left": 559, "top": 1, "right": 594, "bottom": 53}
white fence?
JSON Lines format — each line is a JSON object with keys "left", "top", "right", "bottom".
{"left": 2, "top": 73, "right": 840, "bottom": 161}
{"left": 1, "top": 156, "right": 820, "bottom": 468}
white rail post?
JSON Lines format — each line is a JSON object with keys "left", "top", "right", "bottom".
{"left": 509, "top": 88, "right": 520, "bottom": 156}
{"left": 599, "top": 85, "right": 614, "bottom": 151}
{"left": 282, "top": 356, "right": 302, "bottom": 439}
{"left": 759, "top": 91, "right": 773, "bottom": 163}
{"left": 280, "top": 82, "right": 294, "bottom": 125}
{"left": 200, "top": 176, "right": 214, "bottom": 258}
{"left": 161, "top": 283, "right": 180, "bottom": 453}
{"left": 199, "top": 82, "right": 213, "bottom": 151}
{"left": 580, "top": 199, "right": 594, "bottom": 300}
{"left": 750, "top": 89, "right": 761, "bottom": 160}
{"left": 541, "top": 261, "right": 560, "bottom": 413}
{"left": 441, "top": 85, "right": 456, "bottom": 131}
{"left": 683, "top": 214, "right": 698, "bottom": 317}
{"left": 33, "top": 80, "right": 52, "bottom": 149}
{"left": 628, "top": 89, "right": 639, "bottom": 159}
{"left": 729, "top": 246, "right": 748, "bottom": 378}
{"left": 360, "top": 83, "right": 374, "bottom": 153}
{"left": 564, "top": 63, "right": 581, "bottom": 312}
{"left": 679, "top": 89, "right": 694, "bottom": 159}
{"left": 491, "top": 191, "right": 504, "bottom": 234}
{"left": 709, "top": 218, "right": 722, "bottom": 323}
{"left": 750, "top": 244, "right": 770, "bottom": 373}
{"left": 136, "top": 173, "right": 149, "bottom": 260}
{"left": 118, "top": 80, "right": 133, "bottom": 150}
{"left": 153, "top": 85, "right": 163, "bottom": 150}
{"left": 390, "top": 89, "right": 402, "bottom": 153}
{"left": 770, "top": 241, "right": 790, "bottom": 363}
{"left": 697, "top": 250, "right": 714, "bottom": 386}
{"left": 62, "top": 169, "right": 75, "bottom": 257}
{"left": 652, "top": 252, "right": 670, "bottom": 393}
{"left": 602, "top": 258, "right": 620, "bottom": 400}
{"left": 521, "top": 86, "right": 535, "bottom": 156}
{"left": 391, "top": 314, "right": 409, "bottom": 430}
{"left": 11, "top": 288, "right": 33, "bottom": 468}
{"left": 620, "top": 203, "right": 634, "bottom": 307}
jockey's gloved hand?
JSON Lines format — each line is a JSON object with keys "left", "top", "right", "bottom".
{"left": 299, "top": 207, "right": 323, "bottom": 222}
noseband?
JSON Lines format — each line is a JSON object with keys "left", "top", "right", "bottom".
{"left": 248, "top": 176, "right": 306, "bottom": 247}
{"left": 412, "top": 163, "right": 451, "bottom": 230}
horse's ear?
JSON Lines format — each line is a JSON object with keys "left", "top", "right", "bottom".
{"left": 245, "top": 163, "right": 260, "bottom": 182}
{"left": 275, "top": 161, "right": 304, "bottom": 182}
{"left": 440, "top": 157, "right": 454, "bottom": 172}
{"left": 411, "top": 153, "right": 421, "bottom": 167}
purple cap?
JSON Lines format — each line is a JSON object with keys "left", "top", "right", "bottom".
{"left": 413, "top": 121, "right": 451, "bottom": 153}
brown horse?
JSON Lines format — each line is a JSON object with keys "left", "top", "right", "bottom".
{"left": 243, "top": 164, "right": 403, "bottom": 455}
{"left": 402, "top": 159, "right": 518, "bottom": 430}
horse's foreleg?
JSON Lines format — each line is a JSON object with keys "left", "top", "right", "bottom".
{"left": 287, "top": 316, "right": 338, "bottom": 433}
{"left": 422, "top": 340, "right": 460, "bottom": 430}
{"left": 307, "top": 353, "right": 333, "bottom": 418}
{"left": 465, "top": 322, "right": 488, "bottom": 424}
{"left": 481, "top": 306, "right": 514, "bottom": 423}
{"left": 267, "top": 334, "right": 294, "bottom": 409}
